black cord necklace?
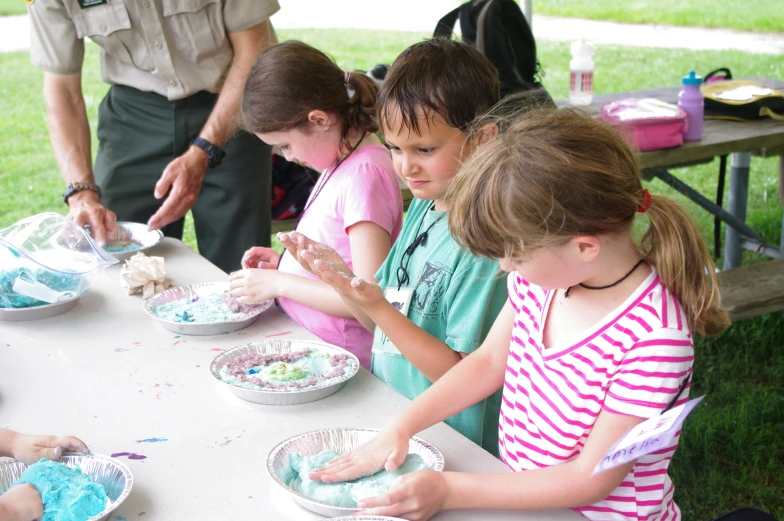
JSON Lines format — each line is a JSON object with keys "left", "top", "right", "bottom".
{"left": 396, "top": 202, "right": 443, "bottom": 290}
{"left": 564, "top": 259, "right": 646, "bottom": 298}
{"left": 275, "top": 131, "right": 367, "bottom": 273}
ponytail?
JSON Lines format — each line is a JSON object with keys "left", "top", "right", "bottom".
{"left": 641, "top": 196, "right": 731, "bottom": 336}
{"left": 343, "top": 71, "right": 379, "bottom": 140}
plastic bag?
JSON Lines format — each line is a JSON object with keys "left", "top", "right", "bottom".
{"left": 0, "top": 213, "right": 118, "bottom": 308}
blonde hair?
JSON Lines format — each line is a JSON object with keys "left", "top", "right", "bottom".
{"left": 447, "top": 108, "right": 730, "bottom": 337}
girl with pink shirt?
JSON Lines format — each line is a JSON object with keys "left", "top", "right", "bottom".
{"left": 307, "top": 108, "right": 730, "bottom": 520}
{"left": 229, "top": 41, "right": 403, "bottom": 369}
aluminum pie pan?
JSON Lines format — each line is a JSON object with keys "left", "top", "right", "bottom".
{"left": 0, "top": 453, "right": 133, "bottom": 521}
{"left": 210, "top": 339, "right": 360, "bottom": 405}
{"left": 102, "top": 221, "right": 163, "bottom": 260}
{"left": 268, "top": 428, "right": 445, "bottom": 518}
{"left": 329, "top": 516, "right": 406, "bottom": 521}
{"left": 144, "top": 282, "right": 272, "bottom": 335}
{"left": 0, "top": 293, "right": 81, "bottom": 322}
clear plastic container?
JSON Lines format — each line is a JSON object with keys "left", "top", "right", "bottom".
{"left": 0, "top": 213, "right": 117, "bottom": 308}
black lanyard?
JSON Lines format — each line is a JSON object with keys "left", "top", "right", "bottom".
{"left": 395, "top": 202, "right": 443, "bottom": 290}
{"left": 295, "top": 131, "right": 367, "bottom": 229}
{"left": 276, "top": 132, "right": 367, "bottom": 271}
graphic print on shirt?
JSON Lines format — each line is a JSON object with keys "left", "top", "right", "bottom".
{"left": 412, "top": 262, "right": 449, "bottom": 317}
{"left": 376, "top": 261, "right": 453, "bottom": 349}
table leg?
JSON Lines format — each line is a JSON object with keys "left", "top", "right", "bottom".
{"left": 724, "top": 152, "right": 751, "bottom": 270}
{"left": 779, "top": 156, "right": 784, "bottom": 256}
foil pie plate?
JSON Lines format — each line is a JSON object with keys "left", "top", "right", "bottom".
{"left": 145, "top": 282, "right": 272, "bottom": 335}
{"left": 0, "top": 453, "right": 133, "bottom": 521}
{"left": 210, "top": 338, "right": 360, "bottom": 405}
{"left": 0, "top": 294, "right": 81, "bottom": 322}
{"left": 268, "top": 428, "right": 445, "bottom": 518}
{"left": 103, "top": 222, "right": 163, "bottom": 260}
{"left": 329, "top": 516, "right": 406, "bottom": 521}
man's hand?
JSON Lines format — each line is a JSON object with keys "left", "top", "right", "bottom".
{"left": 147, "top": 146, "right": 208, "bottom": 230}
{"left": 67, "top": 190, "right": 116, "bottom": 244}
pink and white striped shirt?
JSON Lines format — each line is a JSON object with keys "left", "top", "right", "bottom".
{"left": 499, "top": 269, "right": 693, "bottom": 521}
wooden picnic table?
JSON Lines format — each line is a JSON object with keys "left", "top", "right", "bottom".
{"left": 561, "top": 77, "right": 784, "bottom": 270}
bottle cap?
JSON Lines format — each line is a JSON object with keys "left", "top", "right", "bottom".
{"left": 682, "top": 70, "right": 703, "bottom": 86}
{"left": 570, "top": 39, "right": 595, "bottom": 57}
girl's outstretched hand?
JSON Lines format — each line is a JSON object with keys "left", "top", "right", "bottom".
{"left": 241, "top": 247, "right": 280, "bottom": 270}
{"left": 309, "top": 426, "right": 409, "bottom": 484}
{"left": 277, "top": 231, "right": 340, "bottom": 276}
{"left": 11, "top": 432, "right": 89, "bottom": 464}
{"left": 0, "top": 484, "right": 44, "bottom": 521}
{"left": 358, "top": 470, "right": 449, "bottom": 521}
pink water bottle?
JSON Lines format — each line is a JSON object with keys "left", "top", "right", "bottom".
{"left": 678, "top": 70, "right": 704, "bottom": 141}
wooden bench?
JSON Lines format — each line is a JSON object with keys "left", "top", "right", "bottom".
{"left": 271, "top": 184, "right": 414, "bottom": 234}
{"left": 718, "top": 258, "right": 784, "bottom": 321}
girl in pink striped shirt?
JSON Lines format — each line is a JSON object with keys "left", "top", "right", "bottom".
{"left": 309, "top": 108, "right": 730, "bottom": 520}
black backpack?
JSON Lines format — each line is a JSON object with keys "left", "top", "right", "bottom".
{"left": 434, "top": 0, "right": 546, "bottom": 98}
{"left": 270, "top": 154, "right": 319, "bottom": 222}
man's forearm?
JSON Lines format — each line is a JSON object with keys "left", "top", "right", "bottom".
{"left": 43, "top": 71, "right": 93, "bottom": 186}
{"left": 198, "top": 21, "right": 273, "bottom": 147}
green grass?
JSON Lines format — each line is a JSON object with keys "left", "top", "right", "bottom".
{"left": 6, "top": 0, "right": 784, "bottom": 31}
{"left": 532, "top": 0, "right": 784, "bottom": 33}
{"left": 0, "top": 28, "right": 782, "bottom": 519}
{"left": 0, "top": 0, "right": 25, "bottom": 16}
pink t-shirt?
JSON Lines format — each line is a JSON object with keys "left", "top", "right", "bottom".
{"left": 501, "top": 269, "right": 693, "bottom": 521}
{"left": 277, "top": 145, "right": 403, "bottom": 369}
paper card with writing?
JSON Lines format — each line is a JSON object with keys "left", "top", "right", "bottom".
{"left": 592, "top": 396, "right": 704, "bottom": 476}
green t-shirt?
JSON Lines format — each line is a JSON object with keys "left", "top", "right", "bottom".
{"left": 371, "top": 198, "right": 507, "bottom": 454}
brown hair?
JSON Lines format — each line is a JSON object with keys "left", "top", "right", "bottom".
{"left": 240, "top": 40, "right": 379, "bottom": 151}
{"left": 377, "top": 37, "right": 500, "bottom": 134}
{"left": 447, "top": 108, "right": 730, "bottom": 337}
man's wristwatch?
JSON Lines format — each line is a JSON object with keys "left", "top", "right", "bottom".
{"left": 63, "top": 182, "right": 102, "bottom": 205}
{"left": 191, "top": 137, "right": 226, "bottom": 168}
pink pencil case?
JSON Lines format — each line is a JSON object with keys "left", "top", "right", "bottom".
{"left": 599, "top": 98, "right": 688, "bottom": 152}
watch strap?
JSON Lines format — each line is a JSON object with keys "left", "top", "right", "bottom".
{"left": 63, "top": 182, "right": 102, "bottom": 205}
{"left": 191, "top": 137, "right": 226, "bottom": 168}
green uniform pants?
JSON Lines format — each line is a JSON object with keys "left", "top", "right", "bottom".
{"left": 94, "top": 84, "right": 271, "bottom": 274}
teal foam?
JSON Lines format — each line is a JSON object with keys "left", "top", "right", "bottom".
{"left": 14, "top": 459, "right": 108, "bottom": 521}
{"left": 288, "top": 451, "right": 427, "bottom": 507}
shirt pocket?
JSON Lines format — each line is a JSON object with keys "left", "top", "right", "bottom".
{"left": 162, "top": 0, "right": 225, "bottom": 61}
{"left": 72, "top": 2, "right": 150, "bottom": 70}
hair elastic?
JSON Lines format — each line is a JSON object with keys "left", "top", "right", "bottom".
{"left": 344, "top": 71, "right": 355, "bottom": 99}
{"left": 638, "top": 188, "right": 652, "bottom": 213}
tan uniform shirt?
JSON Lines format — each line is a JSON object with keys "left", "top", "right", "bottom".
{"left": 28, "top": 0, "right": 280, "bottom": 100}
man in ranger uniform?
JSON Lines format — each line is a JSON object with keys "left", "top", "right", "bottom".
{"left": 28, "top": 0, "right": 279, "bottom": 272}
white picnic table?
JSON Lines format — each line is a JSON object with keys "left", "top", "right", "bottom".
{"left": 0, "top": 238, "right": 582, "bottom": 521}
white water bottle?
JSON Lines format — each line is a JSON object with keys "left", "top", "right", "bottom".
{"left": 569, "top": 40, "right": 595, "bottom": 106}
